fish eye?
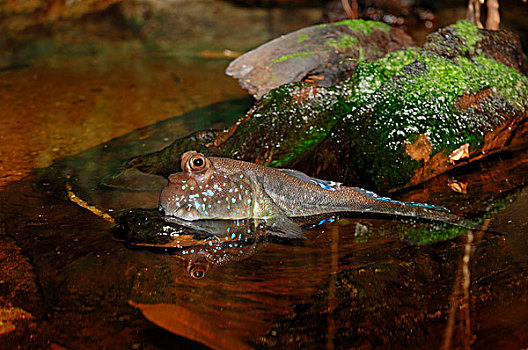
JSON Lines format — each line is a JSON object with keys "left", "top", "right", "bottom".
{"left": 190, "top": 155, "right": 206, "bottom": 171}
{"left": 190, "top": 267, "right": 205, "bottom": 279}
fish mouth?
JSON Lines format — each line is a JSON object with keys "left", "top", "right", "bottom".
{"left": 161, "top": 204, "right": 201, "bottom": 221}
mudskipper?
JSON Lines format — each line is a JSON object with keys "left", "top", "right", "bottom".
{"left": 159, "top": 151, "right": 473, "bottom": 238}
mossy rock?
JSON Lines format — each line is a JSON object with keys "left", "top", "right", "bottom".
{"left": 226, "top": 19, "right": 414, "bottom": 98}
{"left": 128, "top": 20, "right": 528, "bottom": 193}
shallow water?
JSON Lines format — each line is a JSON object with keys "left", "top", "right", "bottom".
{"left": 1, "top": 19, "right": 528, "bottom": 350}
{"left": 0, "top": 43, "right": 247, "bottom": 185}
{"left": 2, "top": 144, "right": 528, "bottom": 349}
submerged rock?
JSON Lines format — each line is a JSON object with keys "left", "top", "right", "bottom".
{"left": 127, "top": 20, "right": 528, "bottom": 193}
{"left": 226, "top": 19, "right": 414, "bottom": 99}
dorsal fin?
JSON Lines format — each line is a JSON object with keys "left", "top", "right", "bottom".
{"left": 277, "top": 169, "right": 342, "bottom": 191}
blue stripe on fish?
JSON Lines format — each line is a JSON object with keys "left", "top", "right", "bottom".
{"left": 357, "top": 188, "right": 449, "bottom": 212}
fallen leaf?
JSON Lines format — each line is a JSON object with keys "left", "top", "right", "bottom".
{"left": 447, "top": 179, "right": 468, "bottom": 193}
{"left": 449, "top": 143, "right": 470, "bottom": 164}
{"left": 129, "top": 301, "right": 251, "bottom": 350}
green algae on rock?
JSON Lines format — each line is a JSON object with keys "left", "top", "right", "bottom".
{"left": 299, "top": 45, "right": 528, "bottom": 191}
{"left": 128, "top": 20, "right": 528, "bottom": 193}
{"left": 226, "top": 19, "right": 414, "bottom": 99}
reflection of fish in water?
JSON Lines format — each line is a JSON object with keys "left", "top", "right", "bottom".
{"left": 166, "top": 216, "right": 304, "bottom": 279}
{"left": 160, "top": 151, "right": 477, "bottom": 238}
{"left": 169, "top": 215, "right": 336, "bottom": 279}
{"left": 185, "top": 239, "right": 261, "bottom": 279}
{"left": 114, "top": 209, "right": 271, "bottom": 279}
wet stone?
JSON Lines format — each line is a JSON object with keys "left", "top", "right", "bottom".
{"left": 226, "top": 19, "right": 415, "bottom": 98}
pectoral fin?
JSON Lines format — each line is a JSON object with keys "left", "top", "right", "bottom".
{"left": 263, "top": 214, "right": 306, "bottom": 239}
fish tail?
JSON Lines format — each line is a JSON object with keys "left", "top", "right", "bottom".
{"left": 382, "top": 199, "right": 460, "bottom": 223}
{"left": 359, "top": 193, "right": 504, "bottom": 234}
{"left": 354, "top": 188, "right": 466, "bottom": 225}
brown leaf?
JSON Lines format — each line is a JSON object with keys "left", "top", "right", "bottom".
{"left": 449, "top": 143, "right": 470, "bottom": 164}
{"left": 129, "top": 301, "right": 251, "bottom": 350}
{"left": 447, "top": 179, "right": 468, "bottom": 194}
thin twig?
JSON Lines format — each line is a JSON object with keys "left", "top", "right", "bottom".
{"left": 326, "top": 224, "right": 339, "bottom": 350}
{"left": 442, "top": 219, "right": 491, "bottom": 350}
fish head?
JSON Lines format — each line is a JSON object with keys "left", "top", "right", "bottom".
{"left": 159, "top": 151, "right": 253, "bottom": 220}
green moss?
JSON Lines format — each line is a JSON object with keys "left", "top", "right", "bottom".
{"left": 297, "top": 34, "right": 310, "bottom": 43}
{"left": 272, "top": 51, "right": 313, "bottom": 64}
{"left": 471, "top": 56, "right": 528, "bottom": 102}
{"left": 401, "top": 222, "right": 466, "bottom": 245}
{"left": 233, "top": 22, "right": 528, "bottom": 189}
{"left": 221, "top": 81, "right": 353, "bottom": 168}
{"left": 336, "top": 43, "right": 528, "bottom": 188}
{"left": 267, "top": 127, "right": 326, "bottom": 167}
{"left": 422, "top": 20, "right": 486, "bottom": 58}
{"left": 452, "top": 19, "right": 484, "bottom": 48}
{"left": 332, "top": 19, "right": 391, "bottom": 36}
{"left": 325, "top": 34, "right": 360, "bottom": 50}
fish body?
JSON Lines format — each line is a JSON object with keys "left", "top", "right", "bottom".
{"left": 159, "top": 151, "right": 466, "bottom": 238}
